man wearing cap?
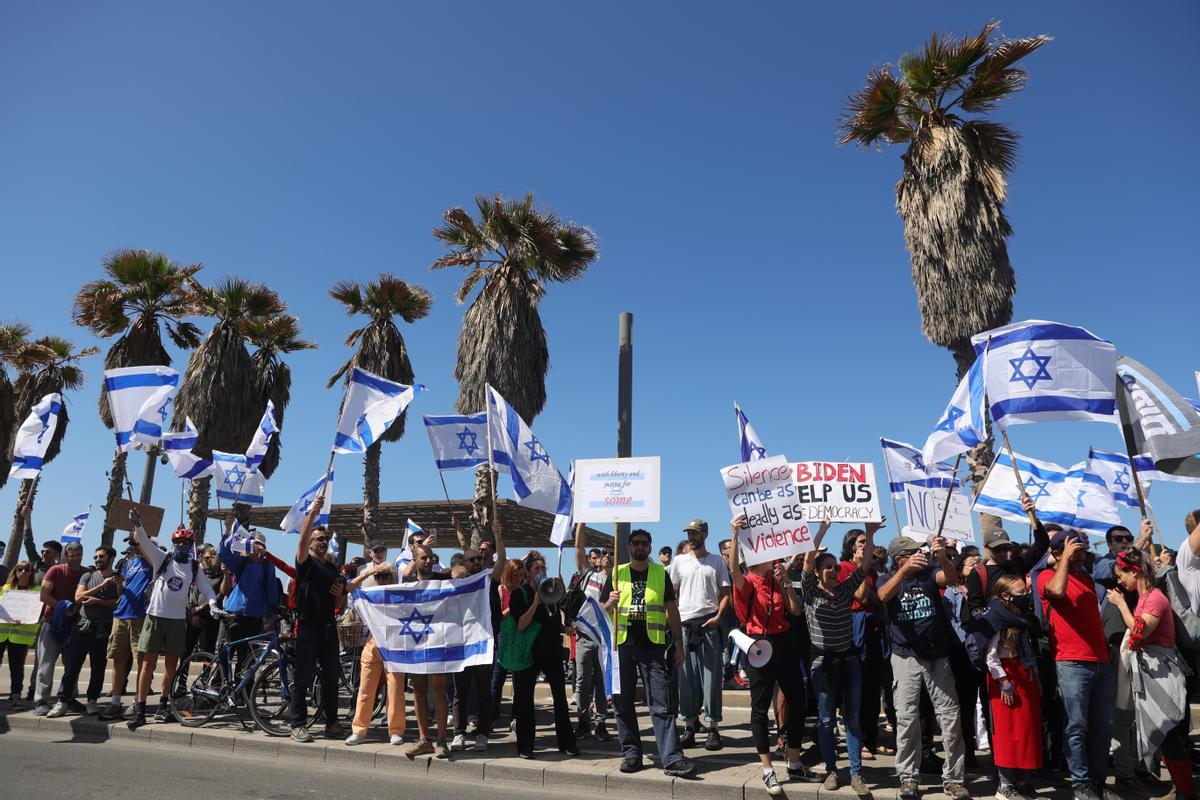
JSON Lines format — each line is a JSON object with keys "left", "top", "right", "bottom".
{"left": 964, "top": 496, "right": 1048, "bottom": 622}
{"left": 218, "top": 519, "right": 279, "bottom": 673}
{"left": 1038, "top": 529, "right": 1114, "bottom": 800}
{"left": 668, "top": 517, "right": 730, "bottom": 751}
{"left": 100, "top": 533, "right": 154, "bottom": 720}
{"left": 345, "top": 538, "right": 407, "bottom": 747}
{"left": 127, "top": 512, "right": 218, "bottom": 729}
{"left": 877, "top": 531, "right": 969, "bottom": 800}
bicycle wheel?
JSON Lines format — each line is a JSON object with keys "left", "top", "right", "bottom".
{"left": 249, "top": 658, "right": 297, "bottom": 736}
{"left": 170, "top": 650, "right": 224, "bottom": 727}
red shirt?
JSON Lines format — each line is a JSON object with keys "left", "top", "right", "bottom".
{"left": 733, "top": 571, "right": 790, "bottom": 635}
{"left": 1134, "top": 589, "right": 1175, "bottom": 649}
{"left": 41, "top": 563, "right": 87, "bottom": 621}
{"left": 838, "top": 560, "right": 876, "bottom": 612}
{"left": 1037, "top": 568, "right": 1107, "bottom": 662}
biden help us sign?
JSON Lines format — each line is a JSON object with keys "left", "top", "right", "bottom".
{"left": 792, "top": 461, "right": 883, "bottom": 524}
{"left": 722, "top": 454, "right": 815, "bottom": 567}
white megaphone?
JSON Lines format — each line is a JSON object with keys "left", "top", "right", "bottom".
{"left": 729, "top": 628, "right": 773, "bottom": 669}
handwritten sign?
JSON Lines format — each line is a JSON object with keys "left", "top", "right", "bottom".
{"left": 723, "top": 454, "right": 814, "bottom": 566}
{"left": 904, "top": 484, "right": 976, "bottom": 543}
{"left": 792, "top": 461, "right": 882, "bottom": 524}
{"left": 0, "top": 590, "right": 43, "bottom": 625}
{"left": 572, "top": 457, "right": 661, "bottom": 523}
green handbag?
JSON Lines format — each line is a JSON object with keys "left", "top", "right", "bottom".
{"left": 498, "top": 586, "right": 541, "bottom": 671}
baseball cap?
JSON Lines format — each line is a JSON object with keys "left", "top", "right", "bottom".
{"left": 1049, "top": 529, "right": 1088, "bottom": 550}
{"left": 252, "top": 530, "right": 267, "bottom": 546}
{"left": 684, "top": 519, "right": 708, "bottom": 533}
{"left": 367, "top": 538, "right": 386, "bottom": 551}
{"left": 982, "top": 528, "right": 1013, "bottom": 550}
{"left": 887, "top": 534, "right": 924, "bottom": 561}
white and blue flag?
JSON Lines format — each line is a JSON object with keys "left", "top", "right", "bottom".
{"left": 1068, "top": 460, "right": 1122, "bottom": 536}
{"left": 922, "top": 356, "right": 987, "bottom": 467}
{"left": 352, "top": 571, "right": 494, "bottom": 675}
{"left": 129, "top": 382, "right": 178, "bottom": 449}
{"left": 245, "top": 401, "right": 279, "bottom": 472}
{"left": 330, "top": 532, "right": 341, "bottom": 560}
{"left": 735, "top": 402, "right": 768, "bottom": 462}
{"left": 333, "top": 367, "right": 424, "bottom": 455}
{"left": 103, "top": 366, "right": 179, "bottom": 452}
{"left": 880, "top": 437, "right": 960, "bottom": 496}
{"left": 423, "top": 412, "right": 488, "bottom": 470}
{"left": 973, "top": 450, "right": 1080, "bottom": 529}
{"left": 394, "top": 518, "right": 433, "bottom": 573}
{"left": 161, "top": 418, "right": 215, "bottom": 479}
{"left": 971, "top": 320, "right": 1117, "bottom": 427}
{"left": 10, "top": 393, "right": 63, "bottom": 479}
{"left": 279, "top": 470, "right": 334, "bottom": 534}
{"left": 1087, "top": 447, "right": 1200, "bottom": 510}
{"left": 213, "top": 450, "right": 266, "bottom": 506}
{"left": 61, "top": 505, "right": 91, "bottom": 544}
{"left": 227, "top": 519, "right": 254, "bottom": 556}
{"left": 573, "top": 594, "right": 616, "bottom": 696}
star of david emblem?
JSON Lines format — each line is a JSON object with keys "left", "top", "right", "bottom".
{"left": 909, "top": 452, "right": 927, "bottom": 472}
{"left": 223, "top": 465, "right": 246, "bottom": 491}
{"left": 749, "top": 443, "right": 767, "bottom": 459}
{"left": 1113, "top": 467, "right": 1131, "bottom": 493}
{"left": 935, "top": 406, "right": 964, "bottom": 433}
{"left": 398, "top": 607, "right": 434, "bottom": 644}
{"left": 1023, "top": 476, "right": 1051, "bottom": 503}
{"left": 157, "top": 398, "right": 172, "bottom": 423}
{"left": 35, "top": 418, "right": 50, "bottom": 444}
{"left": 1076, "top": 488, "right": 1087, "bottom": 506}
{"left": 524, "top": 436, "right": 550, "bottom": 465}
{"left": 1008, "top": 347, "right": 1053, "bottom": 390}
{"left": 456, "top": 427, "right": 479, "bottom": 455}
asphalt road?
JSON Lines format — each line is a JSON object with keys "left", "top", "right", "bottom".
{"left": 0, "top": 727, "right": 606, "bottom": 800}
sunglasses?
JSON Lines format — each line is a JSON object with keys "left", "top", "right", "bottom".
{"left": 312, "top": 536, "right": 330, "bottom": 544}
{"left": 16, "top": 566, "right": 32, "bottom": 572}
{"left": 1110, "top": 536, "right": 1133, "bottom": 544}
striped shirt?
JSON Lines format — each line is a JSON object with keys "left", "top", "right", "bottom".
{"left": 800, "top": 567, "right": 865, "bottom": 653}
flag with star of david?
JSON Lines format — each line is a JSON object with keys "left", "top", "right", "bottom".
{"left": 60, "top": 505, "right": 91, "bottom": 544}
{"left": 735, "top": 402, "right": 768, "bottom": 463}
{"left": 921, "top": 355, "right": 987, "bottom": 468}
{"left": 352, "top": 570, "right": 494, "bottom": 675}
{"left": 160, "top": 417, "right": 216, "bottom": 479}
{"left": 279, "top": 469, "right": 333, "bottom": 533}
{"left": 244, "top": 400, "right": 279, "bottom": 473}
{"left": 129, "top": 382, "right": 180, "bottom": 449}
{"left": 422, "top": 412, "right": 488, "bottom": 471}
{"left": 1086, "top": 447, "right": 1200, "bottom": 510}
{"left": 880, "top": 437, "right": 960, "bottom": 497}
{"left": 10, "top": 393, "right": 62, "bottom": 479}
{"left": 973, "top": 450, "right": 1082, "bottom": 529}
{"left": 970, "top": 320, "right": 1117, "bottom": 428}
{"left": 212, "top": 450, "right": 266, "bottom": 506}
{"left": 104, "top": 365, "right": 179, "bottom": 452}
{"left": 1067, "top": 460, "right": 1121, "bottom": 536}
{"left": 332, "top": 367, "right": 424, "bottom": 455}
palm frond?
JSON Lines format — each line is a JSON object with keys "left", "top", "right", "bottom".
{"left": 329, "top": 281, "right": 365, "bottom": 314}
{"left": 837, "top": 68, "right": 915, "bottom": 146}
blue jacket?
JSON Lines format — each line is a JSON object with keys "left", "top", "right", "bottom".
{"left": 49, "top": 599, "right": 75, "bottom": 646}
{"left": 219, "top": 537, "right": 279, "bottom": 618}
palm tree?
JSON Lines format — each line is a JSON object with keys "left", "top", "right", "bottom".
{"left": 72, "top": 248, "right": 202, "bottom": 546}
{"left": 328, "top": 276, "right": 432, "bottom": 544}
{"left": 0, "top": 322, "right": 47, "bottom": 486}
{"left": 173, "top": 277, "right": 285, "bottom": 542}
{"left": 244, "top": 314, "right": 317, "bottom": 477}
{"left": 432, "top": 193, "right": 599, "bottom": 544}
{"left": 837, "top": 22, "right": 1048, "bottom": 513}
{"left": 4, "top": 336, "right": 99, "bottom": 569}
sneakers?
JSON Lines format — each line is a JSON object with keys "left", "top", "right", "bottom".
{"left": 900, "top": 778, "right": 920, "bottom": 800}
{"left": 763, "top": 770, "right": 784, "bottom": 797}
{"left": 85, "top": 701, "right": 102, "bottom": 716}
{"left": 704, "top": 727, "right": 723, "bottom": 751}
{"left": 66, "top": 699, "right": 88, "bottom": 714}
{"left": 1072, "top": 786, "right": 1100, "bottom": 800}
{"left": 434, "top": 739, "right": 451, "bottom": 759}
{"left": 9, "top": 693, "right": 23, "bottom": 710}
{"left": 389, "top": 734, "right": 405, "bottom": 746}
{"left": 620, "top": 757, "right": 643, "bottom": 774}
{"left": 405, "top": 737, "right": 434, "bottom": 759}
{"left": 153, "top": 701, "right": 169, "bottom": 722}
{"left": 345, "top": 733, "right": 368, "bottom": 746}
{"left": 823, "top": 772, "right": 840, "bottom": 791}
{"left": 996, "top": 785, "right": 1029, "bottom": 800}
{"left": 787, "top": 763, "right": 818, "bottom": 781}
{"left": 560, "top": 744, "right": 580, "bottom": 756}
{"left": 450, "top": 733, "right": 470, "bottom": 751}
{"left": 33, "top": 703, "right": 50, "bottom": 716}
{"left": 944, "top": 782, "right": 971, "bottom": 800}
{"left": 46, "top": 701, "right": 69, "bottom": 718}
{"left": 99, "top": 702, "right": 122, "bottom": 721}
{"left": 291, "top": 725, "right": 314, "bottom": 743}
{"left": 574, "top": 721, "right": 592, "bottom": 740}
{"left": 680, "top": 724, "right": 697, "bottom": 748}
{"left": 474, "top": 734, "right": 488, "bottom": 750}
{"left": 323, "top": 723, "right": 343, "bottom": 739}
{"left": 127, "top": 703, "right": 147, "bottom": 731}
{"left": 594, "top": 723, "right": 612, "bottom": 742}
{"left": 850, "top": 775, "right": 872, "bottom": 797}
{"left": 663, "top": 758, "right": 696, "bottom": 778}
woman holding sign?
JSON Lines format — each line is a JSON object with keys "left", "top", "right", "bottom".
{"left": 729, "top": 513, "right": 828, "bottom": 797}
{"left": 0, "top": 560, "right": 40, "bottom": 708}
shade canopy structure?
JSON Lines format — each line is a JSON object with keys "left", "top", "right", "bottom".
{"left": 210, "top": 498, "right": 611, "bottom": 549}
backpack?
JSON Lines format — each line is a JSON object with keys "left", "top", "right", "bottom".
{"left": 144, "top": 557, "right": 200, "bottom": 605}
{"left": 562, "top": 567, "right": 596, "bottom": 625}
{"left": 1157, "top": 566, "right": 1200, "bottom": 651}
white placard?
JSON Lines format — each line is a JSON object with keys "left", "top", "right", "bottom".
{"left": 723, "top": 454, "right": 815, "bottom": 567}
{"left": 904, "top": 484, "right": 976, "bottom": 543}
{"left": 792, "top": 461, "right": 882, "bottom": 524}
{"left": 0, "top": 590, "right": 43, "bottom": 625}
{"left": 572, "top": 457, "right": 661, "bottom": 523}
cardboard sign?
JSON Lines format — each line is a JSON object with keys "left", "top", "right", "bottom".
{"left": 722, "top": 455, "right": 815, "bottom": 566}
{"left": 0, "top": 590, "right": 42, "bottom": 624}
{"left": 572, "top": 457, "right": 661, "bottom": 523}
{"left": 104, "top": 499, "right": 165, "bottom": 537}
{"left": 792, "top": 461, "right": 882, "bottom": 524}
{"left": 904, "top": 484, "right": 976, "bottom": 543}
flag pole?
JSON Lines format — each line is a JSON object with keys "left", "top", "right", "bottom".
{"left": 879, "top": 440, "right": 905, "bottom": 529}
{"left": 997, "top": 427, "right": 1039, "bottom": 529}
{"left": 436, "top": 470, "right": 456, "bottom": 517}
{"left": 485, "top": 388, "right": 498, "bottom": 524}
{"left": 932, "top": 453, "right": 964, "bottom": 539}
{"left": 1124, "top": 453, "right": 1160, "bottom": 556}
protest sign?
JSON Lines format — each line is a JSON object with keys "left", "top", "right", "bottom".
{"left": 792, "top": 461, "right": 882, "bottom": 524}
{"left": 904, "top": 484, "right": 976, "bottom": 543}
{"left": 0, "top": 590, "right": 42, "bottom": 624}
{"left": 573, "top": 457, "right": 660, "bottom": 523}
{"left": 722, "top": 454, "right": 814, "bottom": 566}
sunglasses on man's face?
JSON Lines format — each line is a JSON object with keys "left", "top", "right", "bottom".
{"left": 313, "top": 536, "right": 330, "bottom": 544}
{"left": 1111, "top": 535, "right": 1133, "bottom": 544}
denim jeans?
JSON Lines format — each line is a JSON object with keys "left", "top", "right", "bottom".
{"left": 812, "top": 651, "right": 865, "bottom": 775}
{"left": 678, "top": 621, "right": 722, "bottom": 726}
{"left": 614, "top": 641, "right": 685, "bottom": 769}
{"left": 1055, "top": 660, "right": 1115, "bottom": 789}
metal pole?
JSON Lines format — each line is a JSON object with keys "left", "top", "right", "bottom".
{"left": 616, "top": 312, "right": 633, "bottom": 568}
{"left": 138, "top": 447, "right": 158, "bottom": 504}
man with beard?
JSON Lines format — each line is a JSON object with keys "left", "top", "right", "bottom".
{"left": 404, "top": 544, "right": 454, "bottom": 760}
{"left": 345, "top": 538, "right": 405, "bottom": 746}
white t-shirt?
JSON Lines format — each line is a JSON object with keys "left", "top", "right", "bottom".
{"left": 136, "top": 526, "right": 217, "bottom": 619}
{"left": 668, "top": 552, "right": 730, "bottom": 622}
{"left": 1176, "top": 534, "right": 1200, "bottom": 613}
{"left": 581, "top": 567, "right": 608, "bottom": 602}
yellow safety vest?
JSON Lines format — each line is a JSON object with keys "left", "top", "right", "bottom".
{"left": 0, "top": 584, "right": 41, "bottom": 646}
{"left": 615, "top": 562, "right": 667, "bottom": 645}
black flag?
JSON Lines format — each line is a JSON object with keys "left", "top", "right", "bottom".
{"left": 1115, "top": 355, "right": 1200, "bottom": 479}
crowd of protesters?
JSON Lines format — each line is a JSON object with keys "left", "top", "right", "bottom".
{"left": 5, "top": 494, "right": 1200, "bottom": 800}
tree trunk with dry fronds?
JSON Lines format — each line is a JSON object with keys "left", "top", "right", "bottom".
{"left": 362, "top": 442, "right": 381, "bottom": 546}
{"left": 99, "top": 450, "right": 129, "bottom": 548}
{"left": 469, "top": 464, "right": 497, "bottom": 550}
{"left": 187, "top": 477, "right": 212, "bottom": 545}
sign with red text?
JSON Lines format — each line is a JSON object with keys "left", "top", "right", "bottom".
{"left": 792, "top": 461, "right": 882, "bottom": 524}
{"left": 572, "top": 456, "right": 661, "bottom": 523}
{"left": 722, "top": 454, "right": 815, "bottom": 566}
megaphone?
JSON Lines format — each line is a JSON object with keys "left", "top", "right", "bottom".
{"left": 538, "top": 576, "right": 567, "bottom": 607}
{"left": 729, "top": 628, "right": 773, "bottom": 669}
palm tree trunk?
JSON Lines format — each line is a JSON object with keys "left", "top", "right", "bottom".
{"left": 362, "top": 442, "right": 381, "bottom": 547}
{"left": 4, "top": 479, "right": 37, "bottom": 570}
{"left": 187, "top": 477, "right": 211, "bottom": 545}
{"left": 99, "top": 450, "right": 129, "bottom": 548}
{"left": 950, "top": 339, "right": 1000, "bottom": 533}
{"left": 469, "top": 463, "right": 497, "bottom": 550}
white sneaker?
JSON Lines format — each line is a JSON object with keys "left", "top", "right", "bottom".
{"left": 345, "top": 733, "right": 367, "bottom": 746}
{"left": 475, "top": 734, "right": 488, "bottom": 751}
{"left": 46, "top": 701, "right": 68, "bottom": 718}
{"left": 451, "top": 733, "right": 469, "bottom": 750}
{"left": 389, "top": 734, "right": 405, "bottom": 746}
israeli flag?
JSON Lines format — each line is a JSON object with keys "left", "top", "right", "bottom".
{"left": 735, "top": 402, "right": 768, "bottom": 462}
{"left": 880, "top": 437, "right": 960, "bottom": 496}
{"left": 244, "top": 401, "right": 279, "bottom": 472}
{"left": 104, "top": 366, "right": 179, "bottom": 451}
{"left": 332, "top": 367, "right": 424, "bottom": 455}
{"left": 921, "top": 356, "right": 986, "bottom": 467}
{"left": 228, "top": 519, "right": 254, "bottom": 556}
{"left": 61, "top": 505, "right": 91, "bottom": 544}
{"left": 1087, "top": 447, "right": 1200, "bottom": 510}
{"left": 279, "top": 470, "right": 334, "bottom": 534}
{"left": 161, "top": 418, "right": 215, "bottom": 479}
{"left": 330, "top": 532, "right": 341, "bottom": 560}
{"left": 129, "top": 383, "right": 178, "bottom": 448}
{"left": 10, "top": 393, "right": 63, "bottom": 479}
{"left": 551, "top": 463, "right": 575, "bottom": 548}
{"left": 971, "top": 320, "right": 1117, "bottom": 427}
{"left": 352, "top": 571, "right": 494, "bottom": 675}
{"left": 486, "top": 385, "right": 573, "bottom": 526}
{"left": 1068, "top": 461, "right": 1121, "bottom": 536}
{"left": 573, "top": 594, "right": 616, "bottom": 696}
{"left": 973, "top": 450, "right": 1079, "bottom": 529}
{"left": 423, "top": 413, "right": 488, "bottom": 470}
{"left": 213, "top": 451, "right": 266, "bottom": 506}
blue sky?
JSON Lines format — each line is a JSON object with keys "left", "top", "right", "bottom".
{"left": 2, "top": 2, "right": 1198, "bottom": 567}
